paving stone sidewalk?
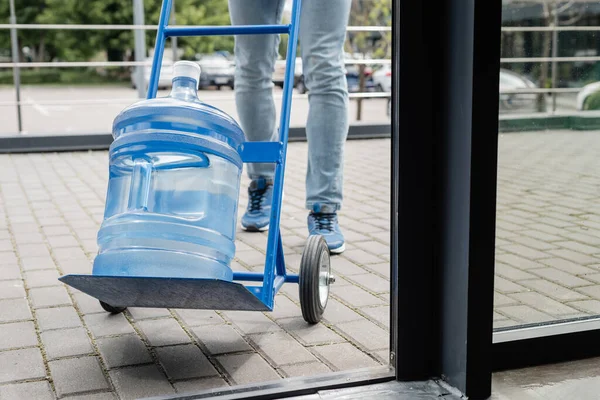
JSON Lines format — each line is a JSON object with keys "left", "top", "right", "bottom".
{"left": 3, "top": 131, "right": 600, "bottom": 399}
{"left": 0, "top": 139, "right": 390, "bottom": 400}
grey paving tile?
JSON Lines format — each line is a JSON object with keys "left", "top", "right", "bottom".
{"left": 495, "top": 305, "right": 555, "bottom": 324}
{"left": 20, "top": 256, "right": 56, "bottom": 271}
{"left": 0, "top": 279, "right": 26, "bottom": 299}
{"left": 15, "top": 243, "right": 50, "bottom": 258}
{"left": 0, "top": 321, "right": 38, "bottom": 351}
{"left": 331, "top": 282, "right": 385, "bottom": 307}
{"left": 156, "top": 344, "right": 219, "bottom": 380}
{"left": 36, "top": 306, "right": 82, "bottom": 331}
{"left": 96, "top": 334, "right": 152, "bottom": 369}
{"left": 0, "top": 251, "right": 18, "bottom": 266}
{"left": 322, "top": 298, "right": 364, "bottom": 324}
{"left": 63, "top": 393, "right": 116, "bottom": 400}
{"left": 173, "top": 309, "right": 224, "bottom": 327}
{"left": 248, "top": 331, "right": 317, "bottom": 366}
{"left": 173, "top": 378, "right": 228, "bottom": 394}
{"left": 0, "top": 381, "right": 54, "bottom": 400}
{"left": 137, "top": 318, "right": 191, "bottom": 347}
{"left": 335, "top": 319, "right": 389, "bottom": 352}
{"left": 221, "top": 311, "right": 282, "bottom": 335}
{"left": 192, "top": 324, "right": 252, "bottom": 355}
{"left": 494, "top": 263, "right": 538, "bottom": 281}
{"left": 495, "top": 253, "right": 545, "bottom": 270}
{"left": 0, "top": 298, "right": 32, "bottom": 323}
{"left": 127, "top": 307, "right": 172, "bottom": 320}
{"left": 270, "top": 295, "right": 302, "bottom": 320}
{"left": 0, "top": 348, "right": 46, "bottom": 383}
{"left": 359, "top": 305, "right": 390, "bottom": 328}
{"left": 509, "top": 292, "right": 581, "bottom": 316}
{"left": 521, "top": 279, "right": 590, "bottom": 302}
{"left": 41, "top": 327, "right": 94, "bottom": 360}
{"left": 279, "top": 362, "right": 332, "bottom": 378}
{"left": 109, "top": 365, "right": 175, "bottom": 400}
{"left": 52, "top": 247, "right": 89, "bottom": 262}
{"left": 84, "top": 313, "right": 135, "bottom": 338}
{"left": 539, "top": 258, "right": 598, "bottom": 275}
{"left": 278, "top": 318, "right": 345, "bottom": 346}
{"left": 347, "top": 273, "right": 389, "bottom": 294}
{"left": 342, "top": 249, "right": 384, "bottom": 265}
{"left": 23, "top": 269, "right": 61, "bottom": 288}
{"left": 311, "top": 343, "right": 380, "bottom": 371}
{"left": 29, "top": 286, "right": 72, "bottom": 308}
{"left": 547, "top": 248, "right": 600, "bottom": 265}
{"left": 73, "top": 292, "right": 105, "bottom": 315}
{"left": 45, "top": 234, "right": 80, "bottom": 249}
{"left": 529, "top": 268, "right": 593, "bottom": 288}
{"left": 0, "top": 263, "right": 22, "bottom": 280}
{"left": 567, "top": 300, "right": 600, "bottom": 314}
{"left": 217, "top": 353, "right": 281, "bottom": 385}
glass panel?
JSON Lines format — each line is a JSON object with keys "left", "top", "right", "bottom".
{"left": 495, "top": 1, "right": 600, "bottom": 330}
{"left": 0, "top": 0, "right": 393, "bottom": 397}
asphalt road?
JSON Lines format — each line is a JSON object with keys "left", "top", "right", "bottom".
{"left": 0, "top": 85, "right": 390, "bottom": 136}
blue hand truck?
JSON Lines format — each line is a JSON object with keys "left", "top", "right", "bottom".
{"left": 59, "top": 0, "right": 335, "bottom": 324}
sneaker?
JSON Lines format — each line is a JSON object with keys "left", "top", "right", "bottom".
{"left": 307, "top": 211, "right": 345, "bottom": 254}
{"left": 241, "top": 178, "right": 273, "bottom": 232}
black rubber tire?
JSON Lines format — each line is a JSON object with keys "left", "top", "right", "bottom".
{"left": 99, "top": 301, "right": 127, "bottom": 314}
{"left": 299, "top": 235, "right": 331, "bottom": 324}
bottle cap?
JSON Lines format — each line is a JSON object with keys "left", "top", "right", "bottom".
{"left": 173, "top": 60, "right": 201, "bottom": 82}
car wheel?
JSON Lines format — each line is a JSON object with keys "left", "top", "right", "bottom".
{"left": 297, "top": 78, "right": 307, "bottom": 94}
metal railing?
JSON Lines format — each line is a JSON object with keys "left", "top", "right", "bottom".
{"left": 3, "top": 8, "right": 600, "bottom": 135}
{"left": 1, "top": 0, "right": 393, "bottom": 135}
{"left": 499, "top": 24, "right": 600, "bottom": 113}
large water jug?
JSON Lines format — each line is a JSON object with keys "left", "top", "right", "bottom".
{"left": 92, "top": 61, "right": 245, "bottom": 282}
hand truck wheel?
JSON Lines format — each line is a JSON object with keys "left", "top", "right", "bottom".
{"left": 299, "top": 235, "right": 335, "bottom": 324}
{"left": 99, "top": 300, "right": 127, "bottom": 314}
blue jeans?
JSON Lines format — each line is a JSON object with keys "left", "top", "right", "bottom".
{"left": 228, "top": 0, "right": 352, "bottom": 214}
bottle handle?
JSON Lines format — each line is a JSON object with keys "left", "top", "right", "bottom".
{"left": 127, "top": 158, "right": 153, "bottom": 211}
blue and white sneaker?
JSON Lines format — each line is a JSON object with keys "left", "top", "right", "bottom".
{"left": 307, "top": 210, "right": 345, "bottom": 254}
{"left": 241, "top": 178, "right": 273, "bottom": 232}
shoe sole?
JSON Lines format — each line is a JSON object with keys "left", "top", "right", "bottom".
{"left": 242, "top": 224, "right": 269, "bottom": 232}
{"left": 329, "top": 243, "right": 345, "bottom": 254}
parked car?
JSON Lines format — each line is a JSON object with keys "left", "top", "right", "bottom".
{"left": 498, "top": 68, "right": 538, "bottom": 111}
{"left": 372, "top": 64, "right": 391, "bottom": 92}
{"left": 576, "top": 81, "right": 600, "bottom": 110}
{"left": 130, "top": 57, "right": 174, "bottom": 90}
{"left": 294, "top": 57, "right": 376, "bottom": 94}
{"left": 272, "top": 56, "right": 303, "bottom": 88}
{"left": 195, "top": 54, "right": 235, "bottom": 90}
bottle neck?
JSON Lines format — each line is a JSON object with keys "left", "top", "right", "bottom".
{"left": 169, "top": 77, "right": 199, "bottom": 101}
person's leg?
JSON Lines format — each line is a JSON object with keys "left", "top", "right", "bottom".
{"left": 228, "top": 0, "right": 285, "bottom": 231}
{"left": 299, "top": 0, "right": 352, "bottom": 253}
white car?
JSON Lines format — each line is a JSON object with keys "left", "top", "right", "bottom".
{"left": 372, "top": 64, "right": 391, "bottom": 92}
{"left": 272, "top": 56, "right": 303, "bottom": 88}
{"left": 576, "top": 81, "right": 600, "bottom": 110}
{"left": 498, "top": 68, "right": 538, "bottom": 111}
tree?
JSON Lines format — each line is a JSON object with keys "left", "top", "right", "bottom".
{"left": 345, "top": 0, "right": 391, "bottom": 120}
{"left": 0, "top": 0, "right": 60, "bottom": 62}
{"left": 515, "top": 0, "right": 586, "bottom": 111}
{"left": 0, "top": 0, "right": 234, "bottom": 63}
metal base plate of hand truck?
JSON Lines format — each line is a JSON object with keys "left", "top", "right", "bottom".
{"left": 59, "top": 274, "right": 271, "bottom": 311}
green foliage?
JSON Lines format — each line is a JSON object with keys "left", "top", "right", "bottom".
{"left": 346, "top": 0, "right": 391, "bottom": 58}
{"left": 583, "top": 91, "right": 600, "bottom": 111}
{"left": 0, "top": 68, "right": 127, "bottom": 85}
{"left": 0, "top": 0, "right": 234, "bottom": 63}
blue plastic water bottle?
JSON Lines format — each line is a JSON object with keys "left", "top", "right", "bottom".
{"left": 92, "top": 61, "right": 245, "bottom": 282}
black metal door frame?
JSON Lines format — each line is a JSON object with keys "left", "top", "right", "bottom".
{"left": 4, "top": 1, "right": 600, "bottom": 399}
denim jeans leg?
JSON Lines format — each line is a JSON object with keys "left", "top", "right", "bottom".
{"left": 228, "top": 0, "right": 285, "bottom": 180}
{"left": 299, "top": 0, "right": 352, "bottom": 214}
